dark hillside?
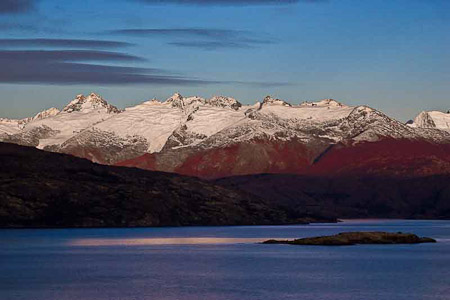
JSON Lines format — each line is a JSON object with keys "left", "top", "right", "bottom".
{"left": 0, "top": 143, "right": 320, "bottom": 228}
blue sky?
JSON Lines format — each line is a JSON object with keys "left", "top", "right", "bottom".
{"left": 0, "top": 0, "right": 449, "bottom": 120}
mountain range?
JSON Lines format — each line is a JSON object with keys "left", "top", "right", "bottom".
{"left": 1, "top": 92, "right": 450, "bottom": 179}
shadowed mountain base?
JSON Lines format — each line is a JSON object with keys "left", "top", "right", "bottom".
{"left": 216, "top": 173, "right": 450, "bottom": 220}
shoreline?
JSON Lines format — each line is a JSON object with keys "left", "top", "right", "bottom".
{"left": 0, "top": 218, "right": 448, "bottom": 231}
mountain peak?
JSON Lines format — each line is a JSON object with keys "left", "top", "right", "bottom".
{"left": 207, "top": 96, "right": 242, "bottom": 110}
{"left": 63, "top": 93, "right": 120, "bottom": 114}
{"left": 318, "top": 99, "right": 346, "bottom": 107}
{"left": 413, "top": 111, "right": 436, "bottom": 128}
{"left": 262, "top": 96, "right": 292, "bottom": 107}
{"left": 165, "top": 92, "right": 185, "bottom": 108}
{"left": 32, "top": 107, "right": 60, "bottom": 121}
{"left": 165, "top": 93, "right": 207, "bottom": 110}
{"left": 2, "top": 107, "right": 61, "bottom": 129}
{"left": 166, "top": 92, "right": 183, "bottom": 101}
{"left": 89, "top": 92, "right": 101, "bottom": 98}
{"left": 301, "top": 99, "right": 346, "bottom": 107}
{"left": 413, "top": 110, "right": 450, "bottom": 131}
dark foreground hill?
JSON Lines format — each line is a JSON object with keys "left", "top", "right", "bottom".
{"left": 0, "top": 142, "right": 321, "bottom": 228}
{"left": 216, "top": 174, "right": 450, "bottom": 220}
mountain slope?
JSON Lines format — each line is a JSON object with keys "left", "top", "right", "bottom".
{"left": 0, "top": 142, "right": 321, "bottom": 228}
{"left": 307, "top": 139, "right": 450, "bottom": 177}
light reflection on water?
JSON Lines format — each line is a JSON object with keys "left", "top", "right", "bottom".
{"left": 69, "top": 237, "right": 268, "bottom": 246}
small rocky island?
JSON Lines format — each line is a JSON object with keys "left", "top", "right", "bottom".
{"left": 263, "top": 232, "right": 437, "bottom": 246}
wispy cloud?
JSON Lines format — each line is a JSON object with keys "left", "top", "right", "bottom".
{"left": 133, "top": 0, "right": 321, "bottom": 6}
{"left": 0, "top": 50, "right": 143, "bottom": 62}
{"left": 229, "top": 80, "right": 293, "bottom": 87}
{"left": 0, "top": 39, "right": 133, "bottom": 49}
{"left": 110, "top": 28, "right": 243, "bottom": 38}
{"left": 109, "top": 28, "right": 274, "bottom": 50}
{"left": 168, "top": 40, "right": 271, "bottom": 50}
{"left": 0, "top": 22, "right": 36, "bottom": 31}
{"left": 0, "top": 0, "right": 36, "bottom": 14}
{"left": 0, "top": 50, "right": 211, "bottom": 85}
{"left": 0, "top": 33, "right": 285, "bottom": 86}
{"left": 0, "top": 49, "right": 289, "bottom": 86}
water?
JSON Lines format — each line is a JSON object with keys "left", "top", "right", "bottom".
{"left": 1, "top": 220, "right": 449, "bottom": 300}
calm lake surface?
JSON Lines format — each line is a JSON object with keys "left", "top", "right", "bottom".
{"left": 1, "top": 220, "right": 449, "bottom": 300}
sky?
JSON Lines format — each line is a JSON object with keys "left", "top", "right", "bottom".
{"left": 0, "top": 0, "right": 449, "bottom": 121}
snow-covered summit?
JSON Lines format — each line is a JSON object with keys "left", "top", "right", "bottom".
{"left": 412, "top": 110, "right": 450, "bottom": 131}
{"left": 262, "top": 96, "right": 292, "bottom": 107}
{"left": 165, "top": 92, "right": 183, "bottom": 105}
{"left": 165, "top": 93, "right": 206, "bottom": 110}
{"left": 79, "top": 93, "right": 246, "bottom": 155}
{"left": 165, "top": 93, "right": 243, "bottom": 111}
{"left": 254, "top": 96, "right": 354, "bottom": 123}
{"left": 206, "top": 96, "right": 242, "bottom": 110}
{"left": 0, "top": 118, "right": 23, "bottom": 135}
{"left": 63, "top": 93, "right": 121, "bottom": 114}
{"left": 17, "top": 93, "right": 121, "bottom": 149}
{"left": 31, "top": 107, "right": 60, "bottom": 121}
{"left": 0, "top": 107, "right": 60, "bottom": 135}
{"left": 301, "top": 99, "right": 346, "bottom": 107}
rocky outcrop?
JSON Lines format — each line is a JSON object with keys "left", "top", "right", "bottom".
{"left": 207, "top": 96, "right": 242, "bottom": 110}
{"left": 62, "top": 93, "right": 121, "bottom": 114}
{"left": 263, "top": 232, "right": 437, "bottom": 246}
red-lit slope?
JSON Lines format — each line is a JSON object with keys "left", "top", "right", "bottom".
{"left": 308, "top": 139, "right": 450, "bottom": 177}
{"left": 116, "top": 138, "right": 323, "bottom": 179}
{"left": 117, "top": 138, "right": 450, "bottom": 179}
{"left": 174, "top": 139, "right": 316, "bottom": 178}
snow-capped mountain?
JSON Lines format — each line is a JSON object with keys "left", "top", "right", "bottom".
{"left": 0, "top": 107, "right": 60, "bottom": 136}
{"left": 0, "top": 118, "right": 23, "bottom": 136}
{"left": 30, "top": 107, "right": 60, "bottom": 121}
{"left": 52, "top": 93, "right": 253, "bottom": 163}
{"left": 1, "top": 92, "right": 450, "bottom": 178}
{"left": 1, "top": 93, "right": 120, "bottom": 149}
{"left": 411, "top": 110, "right": 450, "bottom": 131}
{"left": 116, "top": 95, "right": 450, "bottom": 178}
